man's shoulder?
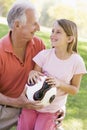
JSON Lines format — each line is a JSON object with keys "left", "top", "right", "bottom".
{"left": 0, "top": 37, "right": 4, "bottom": 49}
{"left": 0, "top": 34, "right": 8, "bottom": 45}
{"left": 0, "top": 34, "right": 9, "bottom": 54}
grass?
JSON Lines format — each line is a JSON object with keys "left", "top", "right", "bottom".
{"left": 0, "top": 24, "right": 87, "bottom": 130}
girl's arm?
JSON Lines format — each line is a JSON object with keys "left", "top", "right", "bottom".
{"left": 59, "top": 74, "right": 83, "bottom": 95}
{"left": 46, "top": 74, "right": 83, "bottom": 95}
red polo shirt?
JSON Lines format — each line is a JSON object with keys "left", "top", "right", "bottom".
{"left": 0, "top": 32, "right": 45, "bottom": 98}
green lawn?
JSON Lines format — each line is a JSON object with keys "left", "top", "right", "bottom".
{"left": 0, "top": 24, "right": 87, "bottom": 130}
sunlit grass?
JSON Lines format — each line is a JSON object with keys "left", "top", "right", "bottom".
{"left": 63, "top": 118, "right": 85, "bottom": 130}
{"left": 0, "top": 24, "right": 9, "bottom": 38}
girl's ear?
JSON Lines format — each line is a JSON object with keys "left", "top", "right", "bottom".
{"left": 67, "top": 36, "right": 74, "bottom": 43}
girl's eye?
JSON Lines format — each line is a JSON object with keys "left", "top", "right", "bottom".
{"left": 56, "top": 31, "right": 61, "bottom": 33}
{"left": 51, "top": 29, "right": 61, "bottom": 34}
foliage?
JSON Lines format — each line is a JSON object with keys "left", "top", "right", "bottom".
{"left": 47, "top": 2, "right": 87, "bottom": 39}
{"left": 39, "top": 1, "right": 54, "bottom": 27}
{"left": 0, "top": 0, "right": 14, "bottom": 16}
{"left": 48, "top": 4, "right": 76, "bottom": 22}
{"left": 0, "top": 24, "right": 9, "bottom": 37}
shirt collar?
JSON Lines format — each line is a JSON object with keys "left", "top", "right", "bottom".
{"left": 2, "top": 31, "right": 13, "bottom": 53}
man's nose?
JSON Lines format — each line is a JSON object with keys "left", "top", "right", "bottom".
{"left": 36, "top": 23, "right": 40, "bottom": 31}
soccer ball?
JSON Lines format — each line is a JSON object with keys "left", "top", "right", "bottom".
{"left": 26, "top": 76, "right": 57, "bottom": 106}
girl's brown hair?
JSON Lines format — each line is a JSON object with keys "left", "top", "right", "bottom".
{"left": 57, "top": 19, "right": 78, "bottom": 52}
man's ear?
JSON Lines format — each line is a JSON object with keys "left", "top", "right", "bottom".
{"left": 14, "top": 21, "right": 21, "bottom": 28}
{"left": 67, "top": 36, "right": 74, "bottom": 43}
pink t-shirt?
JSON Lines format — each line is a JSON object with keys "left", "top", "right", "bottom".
{"left": 33, "top": 48, "right": 87, "bottom": 113}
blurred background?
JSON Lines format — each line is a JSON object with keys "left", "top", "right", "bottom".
{"left": 0, "top": 0, "right": 87, "bottom": 41}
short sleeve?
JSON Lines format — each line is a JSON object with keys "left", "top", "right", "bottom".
{"left": 33, "top": 50, "right": 46, "bottom": 67}
{"left": 74, "top": 55, "right": 87, "bottom": 75}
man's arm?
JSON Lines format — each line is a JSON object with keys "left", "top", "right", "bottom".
{"left": 0, "top": 87, "right": 44, "bottom": 110}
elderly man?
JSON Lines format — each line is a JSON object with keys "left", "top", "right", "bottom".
{"left": 0, "top": 1, "right": 45, "bottom": 130}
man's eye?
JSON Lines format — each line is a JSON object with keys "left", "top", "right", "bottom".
{"left": 52, "top": 30, "right": 54, "bottom": 33}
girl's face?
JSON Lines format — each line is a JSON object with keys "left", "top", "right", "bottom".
{"left": 50, "top": 21, "right": 69, "bottom": 48}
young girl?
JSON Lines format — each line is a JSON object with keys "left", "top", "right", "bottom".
{"left": 17, "top": 19, "right": 87, "bottom": 130}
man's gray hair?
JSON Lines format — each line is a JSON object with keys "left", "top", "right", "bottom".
{"left": 7, "top": 1, "right": 36, "bottom": 29}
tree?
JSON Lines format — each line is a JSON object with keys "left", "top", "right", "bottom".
{"left": 0, "top": 0, "right": 14, "bottom": 16}
{"left": 48, "top": 4, "right": 76, "bottom": 23}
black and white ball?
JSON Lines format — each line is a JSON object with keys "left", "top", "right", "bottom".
{"left": 26, "top": 76, "right": 57, "bottom": 106}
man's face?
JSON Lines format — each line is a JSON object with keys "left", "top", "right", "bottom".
{"left": 16, "top": 9, "right": 40, "bottom": 42}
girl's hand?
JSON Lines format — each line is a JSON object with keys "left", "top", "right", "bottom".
{"left": 46, "top": 76, "right": 60, "bottom": 88}
{"left": 28, "top": 70, "right": 44, "bottom": 84}
{"left": 55, "top": 109, "right": 65, "bottom": 128}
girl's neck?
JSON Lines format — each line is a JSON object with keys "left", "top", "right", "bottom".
{"left": 54, "top": 48, "right": 72, "bottom": 60}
